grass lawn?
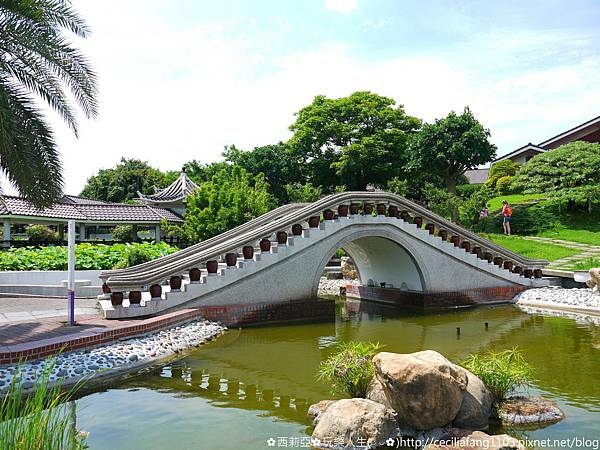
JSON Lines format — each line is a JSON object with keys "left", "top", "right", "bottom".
{"left": 538, "top": 228, "right": 600, "bottom": 246}
{"left": 536, "top": 209, "right": 600, "bottom": 245}
{"left": 574, "top": 257, "right": 600, "bottom": 270}
{"left": 483, "top": 234, "right": 580, "bottom": 261}
{"left": 487, "top": 194, "right": 547, "bottom": 212}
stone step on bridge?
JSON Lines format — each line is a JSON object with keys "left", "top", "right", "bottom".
{"left": 98, "top": 192, "right": 549, "bottom": 319}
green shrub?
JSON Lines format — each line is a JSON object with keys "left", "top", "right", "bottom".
{"left": 26, "top": 225, "right": 58, "bottom": 245}
{"left": 316, "top": 341, "right": 384, "bottom": 398}
{"left": 459, "top": 186, "right": 493, "bottom": 228}
{"left": 474, "top": 203, "right": 558, "bottom": 235}
{"left": 0, "top": 242, "right": 177, "bottom": 271}
{"left": 386, "top": 177, "right": 409, "bottom": 197}
{"left": 0, "top": 359, "right": 89, "bottom": 449}
{"left": 462, "top": 347, "right": 534, "bottom": 402}
{"left": 456, "top": 183, "right": 483, "bottom": 198}
{"left": 485, "top": 160, "right": 520, "bottom": 190}
{"left": 112, "top": 225, "right": 135, "bottom": 243}
{"left": 495, "top": 175, "right": 512, "bottom": 194}
{"left": 574, "top": 257, "right": 600, "bottom": 270}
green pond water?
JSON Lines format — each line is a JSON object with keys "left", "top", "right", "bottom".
{"left": 75, "top": 300, "right": 600, "bottom": 450}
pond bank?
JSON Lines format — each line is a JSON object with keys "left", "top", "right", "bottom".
{"left": 0, "top": 319, "right": 226, "bottom": 395}
{"left": 514, "top": 287, "right": 600, "bottom": 318}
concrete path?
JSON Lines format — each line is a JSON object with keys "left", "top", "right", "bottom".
{"left": 0, "top": 297, "right": 99, "bottom": 324}
{"left": 522, "top": 236, "right": 600, "bottom": 271}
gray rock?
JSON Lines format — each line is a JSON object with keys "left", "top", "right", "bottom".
{"left": 307, "top": 400, "right": 336, "bottom": 425}
{"left": 128, "top": 354, "right": 138, "bottom": 362}
{"left": 366, "top": 378, "right": 393, "bottom": 409}
{"left": 22, "top": 381, "right": 34, "bottom": 390}
{"left": 88, "top": 364, "right": 99, "bottom": 371}
{"left": 454, "top": 369, "right": 493, "bottom": 430}
{"left": 311, "top": 398, "right": 397, "bottom": 450}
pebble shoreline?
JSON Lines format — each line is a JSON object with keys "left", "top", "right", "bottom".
{"left": 0, "top": 319, "right": 226, "bottom": 393}
{"left": 515, "top": 286, "right": 600, "bottom": 312}
{"left": 317, "top": 277, "right": 360, "bottom": 296}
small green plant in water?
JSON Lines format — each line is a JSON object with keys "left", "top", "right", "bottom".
{"left": 462, "top": 347, "right": 533, "bottom": 403}
{"left": 0, "top": 359, "right": 89, "bottom": 449}
{"left": 316, "top": 341, "right": 383, "bottom": 398}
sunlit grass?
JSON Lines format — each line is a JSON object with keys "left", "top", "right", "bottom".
{"left": 482, "top": 234, "right": 579, "bottom": 261}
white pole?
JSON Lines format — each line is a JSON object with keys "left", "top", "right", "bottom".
{"left": 67, "top": 220, "right": 76, "bottom": 325}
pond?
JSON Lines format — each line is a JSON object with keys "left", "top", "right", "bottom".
{"left": 75, "top": 300, "right": 600, "bottom": 449}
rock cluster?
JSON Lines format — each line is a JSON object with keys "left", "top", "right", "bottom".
{"left": 499, "top": 396, "right": 564, "bottom": 426}
{"left": 515, "top": 287, "right": 600, "bottom": 310}
{"left": 318, "top": 277, "right": 360, "bottom": 296}
{"left": 0, "top": 320, "right": 225, "bottom": 394}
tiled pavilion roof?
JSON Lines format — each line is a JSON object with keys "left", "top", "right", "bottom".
{"left": 137, "top": 170, "right": 199, "bottom": 204}
{"left": 0, "top": 195, "right": 183, "bottom": 223}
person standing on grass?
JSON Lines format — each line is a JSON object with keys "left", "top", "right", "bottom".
{"left": 502, "top": 200, "right": 512, "bottom": 236}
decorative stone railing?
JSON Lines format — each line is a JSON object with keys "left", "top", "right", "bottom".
{"left": 100, "top": 192, "right": 549, "bottom": 308}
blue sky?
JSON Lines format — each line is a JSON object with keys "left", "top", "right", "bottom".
{"left": 14, "top": 0, "right": 599, "bottom": 194}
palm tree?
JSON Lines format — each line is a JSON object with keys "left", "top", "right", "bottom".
{"left": 0, "top": 0, "right": 98, "bottom": 208}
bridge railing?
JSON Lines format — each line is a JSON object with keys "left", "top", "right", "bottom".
{"left": 100, "top": 192, "right": 548, "bottom": 300}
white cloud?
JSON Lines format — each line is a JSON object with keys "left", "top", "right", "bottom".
{"left": 323, "top": 0, "right": 358, "bottom": 13}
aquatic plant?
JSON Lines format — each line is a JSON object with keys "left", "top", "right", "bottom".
{"left": 316, "top": 341, "right": 384, "bottom": 398}
{"left": 462, "top": 347, "right": 534, "bottom": 403}
{"left": 0, "top": 360, "right": 89, "bottom": 449}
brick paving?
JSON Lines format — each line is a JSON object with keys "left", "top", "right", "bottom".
{"left": 523, "top": 236, "right": 600, "bottom": 271}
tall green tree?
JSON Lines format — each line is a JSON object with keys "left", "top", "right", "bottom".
{"left": 183, "top": 165, "right": 275, "bottom": 241}
{"left": 223, "top": 143, "right": 301, "bottom": 204}
{"left": 288, "top": 91, "right": 421, "bottom": 191}
{"left": 407, "top": 107, "right": 496, "bottom": 194}
{"left": 80, "top": 158, "right": 168, "bottom": 203}
{"left": 0, "top": 0, "right": 98, "bottom": 207}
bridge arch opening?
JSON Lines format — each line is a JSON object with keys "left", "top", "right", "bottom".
{"left": 319, "top": 235, "right": 425, "bottom": 293}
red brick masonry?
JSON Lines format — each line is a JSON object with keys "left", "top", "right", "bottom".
{"left": 0, "top": 299, "right": 335, "bottom": 364}
{"left": 345, "top": 285, "right": 527, "bottom": 309}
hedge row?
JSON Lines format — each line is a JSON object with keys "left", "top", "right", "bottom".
{"left": 0, "top": 242, "right": 178, "bottom": 271}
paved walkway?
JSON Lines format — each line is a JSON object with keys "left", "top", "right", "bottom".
{"left": 0, "top": 297, "right": 99, "bottom": 323}
{"left": 522, "top": 237, "right": 600, "bottom": 271}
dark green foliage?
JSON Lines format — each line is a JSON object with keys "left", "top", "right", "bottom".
{"left": 0, "top": 0, "right": 98, "bottom": 208}
{"left": 422, "top": 182, "right": 461, "bottom": 220}
{"left": 456, "top": 183, "right": 483, "bottom": 198}
{"left": 316, "top": 341, "right": 384, "bottom": 398}
{"left": 485, "top": 160, "right": 520, "bottom": 191}
{"left": 386, "top": 177, "right": 409, "bottom": 197}
{"left": 183, "top": 165, "right": 275, "bottom": 242}
{"left": 26, "top": 225, "right": 58, "bottom": 244}
{"left": 462, "top": 347, "right": 534, "bottom": 402}
{"left": 288, "top": 91, "right": 420, "bottom": 191}
{"left": 284, "top": 182, "right": 323, "bottom": 203}
{"left": 407, "top": 107, "right": 496, "bottom": 194}
{"left": 80, "top": 158, "right": 170, "bottom": 203}
{"left": 474, "top": 203, "right": 558, "bottom": 235}
{"left": 458, "top": 186, "right": 493, "bottom": 227}
{"left": 224, "top": 143, "right": 302, "bottom": 204}
{"left": 112, "top": 225, "right": 135, "bottom": 243}
{"left": 0, "top": 242, "right": 177, "bottom": 271}
{"left": 511, "top": 142, "right": 600, "bottom": 208}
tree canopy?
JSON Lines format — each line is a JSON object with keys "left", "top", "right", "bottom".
{"left": 80, "top": 158, "right": 168, "bottom": 203}
{"left": 182, "top": 165, "right": 275, "bottom": 242}
{"left": 407, "top": 107, "right": 496, "bottom": 193}
{"left": 0, "top": 0, "right": 98, "bottom": 207}
{"left": 288, "top": 91, "right": 421, "bottom": 191}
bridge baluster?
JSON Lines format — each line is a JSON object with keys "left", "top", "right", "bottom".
{"left": 425, "top": 223, "right": 435, "bottom": 235}
{"left": 414, "top": 217, "right": 423, "bottom": 228}
{"left": 376, "top": 204, "right": 386, "bottom": 215}
{"left": 523, "top": 268, "right": 533, "bottom": 279}
{"left": 149, "top": 284, "right": 162, "bottom": 299}
{"left": 503, "top": 261, "right": 513, "bottom": 271}
{"left": 388, "top": 205, "right": 399, "bottom": 218}
{"left": 483, "top": 252, "right": 493, "bottom": 263}
{"left": 259, "top": 238, "right": 271, "bottom": 252}
{"left": 513, "top": 266, "right": 523, "bottom": 275}
{"left": 451, "top": 235, "right": 460, "bottom": 247}
{"left": 128, "top": 291, "right": 142, "bottom": 305}
{"left": 349, "top": 203, "right": 359, "bottom": 215}
{"left": 102, "top": 283, "right": 111, "bottom": 294}
{"left": 363, "top": 203, "right": 373, "bottom": 215}
{"left": 225, "top": 253, "right": 237, "bottom": 267}
{"left": 471, "top": 246, "right": 482, "bottom": 258}
{"left": 533, "top": 269, "right": 543, "bottom": 278}
{"left": 242, "top": 246, "right": 254, "bottom": 260}
{"left": 276, "top": 231, "right": 288, "bottom": 245}
{"left": 170, "top": 275, "right": 182, "bottom": 290}
{"left": 400, "top": 210, "right": 410, "bottom": 221}
{"left": 308, "top": 216, "right": 320, "bottom": 228}
{"left": 323, "top": 209, "right": 334, "bottom": 220}
{"left": 493, "top": 257, "right": 503, "bottom": 267}
{"left": 189, "top": 268, "right": 202, "bottom": 282}
{"left": 111, "top": 292, "right": 123, "bottom": 306}
{"left": 438, "top": 229, "right": 447, "bottom": 240}
{"left": 291, "top": 224, "right": 303, "bottom": 236}
{"left": 206, "top": 261, "right": 218, "bottom": 274}
{"left": 337, "top": 205, "right": 349, "bottom": 217}
{"left": 461, "top": 241, "right": 471, "bottom": 253}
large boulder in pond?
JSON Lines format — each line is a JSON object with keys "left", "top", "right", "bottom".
{"left": 372, "top": 350, "right": 468, "bottom": 430}
{"left": 453, "top": 369, "right": 493, "bottom": 430}
{"left": 308, "top": 400, "right": 336, "bottom": 425}
{"left": 424, "top": 428, "right": 525, "bottom": 450}
{"left": 311, "top": 398, "right": 397, "bottom": 450}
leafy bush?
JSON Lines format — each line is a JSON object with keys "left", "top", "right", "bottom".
{"left": 284, "top": 182, "right": 323, "bottom": 203}
{"left": 0, "top": 242, "right": 177, "bottom": 271}
{"left": 423, "top": 182, "right": 461, "bottom": 220}
{"left": 316, "top": 341, "right": 384, "bottom": 398}
{"left": 474, "top": 202, "right": 558, "bottom": 235}
{"left": 485, "top": 160, "right": 520, "bottom": 190}
{"left": 462, "top": 347, "right": 534, "bottom": 402}
{"left": 112, "top": 225, "right": 135, "bottom": 242}
{"left": 495, "top": 175, "right": 512, "bottom": 194}
{"left": 456, "top": 183, "right": 483, "bottom": 198}
{"left": 386, "top": 177, "right": 409, "bottom": 197}
{"left": 458, "top": 185, "right": 493, "bottom": 227}
{"left": 26, "top": 225, "right": 59, "bottom": 244}
{"left": 0, "top": 359, "right": 88, "bottom": 449}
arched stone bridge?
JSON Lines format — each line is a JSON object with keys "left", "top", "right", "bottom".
{"left": 98, "top": 192, "right": 549, "bottom": 319}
